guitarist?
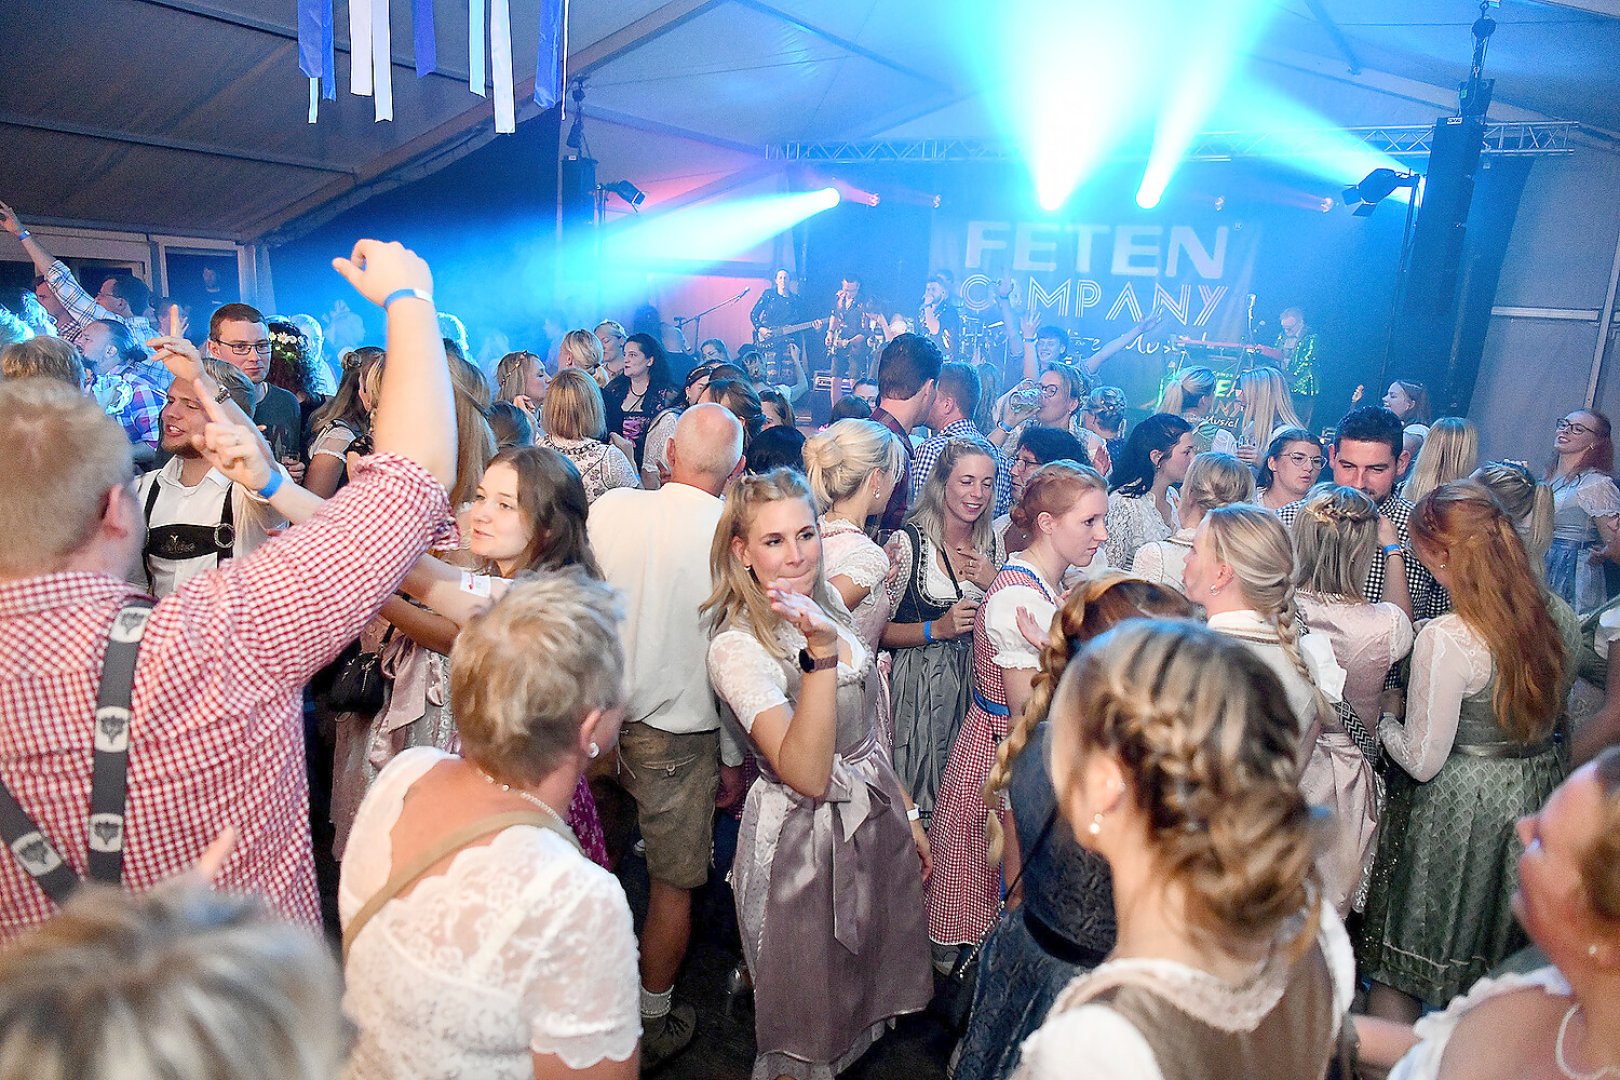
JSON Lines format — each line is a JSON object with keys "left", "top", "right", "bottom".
{"left": 749, "top": 269, "right": 803, "bottom": 385}
{"left": 825, "top": 273, "right": 881, "bottom": 394}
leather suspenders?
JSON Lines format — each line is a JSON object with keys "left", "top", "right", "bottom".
{"left": 0, "top": 599, "right": 154, "bottom": 906}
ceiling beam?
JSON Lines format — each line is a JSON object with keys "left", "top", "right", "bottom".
{"left": 728, "top": 0, "right": 951, "bottom": 92}
{"left": 1300, "top": 0, "right": 1362, "bottom": 75}
{"left": 586, "top": 106, "right": 762, "bottom": 157}
{"left": 0, "top": 112, "right": 353, "bottom": 174}
{"left": 132, "top": 0, "right": 474, "bottom": 85}
{"left": 251, "top": 0, "right": 729, "bottom": 241}
{"left": 1533, "top": 0, "right": 1620, "bottom": 18}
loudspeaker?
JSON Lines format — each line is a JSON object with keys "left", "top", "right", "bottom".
{"left": 560, "top": 155, "right": 597, "bottom": 233}
{"left": 1403, "top": 116, "right": 1485, "bottom": 317}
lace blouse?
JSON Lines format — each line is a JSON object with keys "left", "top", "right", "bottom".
{"left": 1378, "top": 614, "right": 1493, "bottom": 782}
{"left": 1298, "top": 595, "right": 1413, "bottom": 738}
{"left": 1017, "top": 909, "right": 1355, "bottom": 1080}
{"left": 820, "top": 517, "right": 893, "bottom": 657}
{"left": 536, "top": 434, "right": 640, "bottom": 504}
{"left": 1129, "top": 528, "right": 1195, "bottom": 591}
{"left": 339, "top": 748, "right": 639, "bottom": 1079}
{"left": 1104, "top": 489, "right": 1179, "bottom": 570}
{"left": 1550, "top": 469, "right": 1620, "bottom": 543}
{"left": 707, "top": 621, "right": 868, "bottom": 734}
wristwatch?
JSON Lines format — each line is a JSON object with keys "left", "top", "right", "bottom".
{"left": 798, "top": 647, "right": 837, "bottom": 674}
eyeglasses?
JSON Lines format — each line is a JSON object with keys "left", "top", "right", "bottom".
{"left": 1014, "top": 454, "right": 1041, "bottom": 469}
{"left": 211, "top": 338, "right": 272, "bottom": 357}
{"left": 1038, "top": 384, "right": 1060, "bottom": 398}
{"left": 1282, "top": 452, "right": 1325, "bottom": 469}
{"left": 1557, "top": 418, "right": 1593, "bottom": 436}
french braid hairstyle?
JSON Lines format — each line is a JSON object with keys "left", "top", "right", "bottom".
{"left": 1202, "top": 504, "right": 1331, "bottom": 740}
{"left": 1409, "top": 480, "right": 1566, "bottom": 742}
{"left": 982, "top": 573, "right": 1194, "bottom": 864}
{"left": 1049, "top": 620, "right": 1322, "bottom": 947}
{"left": 1290, "top": 484, "right": 1379, "bottom": 602}
{"left": 1473, "top": 460, "right": 1555, "bottom": 571}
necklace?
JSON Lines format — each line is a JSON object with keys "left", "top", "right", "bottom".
{"left": 475, "top": 767, "right": 574, "bottom": 837}
{"left": 1557, "top": 1003, "right": 1620, "bottom": 1080}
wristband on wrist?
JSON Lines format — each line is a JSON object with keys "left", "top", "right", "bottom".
{"left": 923, "top": 620, "right": 935, "bottom": 643}
{"left": 15, "top": 230, "right": 30, "bottom": 242}
{"left": 382, "top": 287, "right": 433, "bottom": 311}
{"left": 1023, "top": 335, "right": 1036, "bottom": 342}
{"left": 997, "top": 420, "right": 1016, "bottom": 434}
{"left": 256, "top": 470, "right": 284, "bottom": 500}
{"left": 906, "top": 806, "right": 921, "bottom": 822}
{"left": 1381, "top": 543, "right": 1404, "bottom": 560}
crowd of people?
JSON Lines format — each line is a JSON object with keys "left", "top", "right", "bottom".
{"left": 1, "top": 225, "right": 1619, "bottom": 1080}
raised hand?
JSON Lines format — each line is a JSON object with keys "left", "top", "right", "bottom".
{"left": 955, "top": 545, "right": 996, "bottom": 591}
{"left": 331, "top": 239, "right": 434, "bottom": 309}
{"left": 146, "top": 335, "right": 205, "bottom": 383}
{"left": 193, "top": 380, "right": 274, "bottom": 490}
{"left": 0, "top": 201, "right": 22, "bottom": 236}
{"left": 766, "top": 585, "right": 838, "bottom": 651}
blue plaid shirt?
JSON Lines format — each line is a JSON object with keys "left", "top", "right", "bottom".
{"left": 910, "top": 418, "right": 1014, "bottom": 518}
{"left": 91, "top": 360, "right": 171, "bottom": 449}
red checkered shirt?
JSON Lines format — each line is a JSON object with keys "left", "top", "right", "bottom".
{"left": 0, "top": 453, "right": 452, "bottom": 941}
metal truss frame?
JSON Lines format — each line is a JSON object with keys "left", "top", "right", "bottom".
{"left": 766, "top": 122, "right": 1578, "bottom": 164}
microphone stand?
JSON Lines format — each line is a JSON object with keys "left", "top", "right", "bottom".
{"left": 674, "top": 287, "right": 750, "bottom": 347}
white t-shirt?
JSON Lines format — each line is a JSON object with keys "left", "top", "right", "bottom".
{"left": 135, "top": 457, "right": 286, "bottom": 598}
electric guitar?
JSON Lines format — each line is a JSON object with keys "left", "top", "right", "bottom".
{"left": 754, "top": 318, "right": 826, "bottom": 346}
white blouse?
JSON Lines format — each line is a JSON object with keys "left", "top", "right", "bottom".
{"left": 1104, "top": 488, "right": 1180, "bottom": 571}
{"left": 339, "top": 748, "right": 640, "bottom": 1079}
{"left": 1129, "top": 529, "right": 1195, "bottom": 591}
{"left": 1388, "top": 966, "right": 1571, "bottom": 1080}
{"left": 982, "top": 556, "right": 1058, "bottom": 671}
{"left": 707, "top": 621, "right": 868, "bottom": 733}
{"left": 1379, "top": 614, "right": 1493, "bottom": 783}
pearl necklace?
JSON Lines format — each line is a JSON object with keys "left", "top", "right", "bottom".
{"left": 475, "top": 767, "right": 574, "bottom": 838}
{"left": 1557, "top": 1003, "right": 1620, "bottom": 1080}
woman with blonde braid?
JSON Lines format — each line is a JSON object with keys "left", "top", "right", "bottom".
{"left": 927, "top": 463, "right": 1109, "bottom": 965}
{"left": 1361, "top": 481, "right": 1581, "bottom": 1021}
{"left": 956, "top": 576, "right": 1193, "bottom": 1080}
{"left": 1157, "top": 365, "right": 1236, "bottom": 455}
{"left": 805, "top": 419, "right": 908, "bottom": 747}
{"left": 1128, "top": 452, "right": 1253, "bottom": 592}
{"left": 1182, "top": 505, "right": 1375, "bottom": 914}
{"left": 1015, "top": 621, "right": 1354, "bottom": 1079}
{"left": 1473, "top": 460, "right": 1555, "bottom": 574}
{"left": 1401, "top": 417, "right": 1479, "bottom": 505}
{"left": 494, "top": 349, "right": 549, "bottom": 422}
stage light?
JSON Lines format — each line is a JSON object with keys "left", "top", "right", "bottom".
{"left": 1214, "top": 195, "right": 1226, "bottom": 212}
{"left": 1320, "top": 197, "right": 1335, "bottom": 213}
{"left": 1341, "top": 168, "right": 1419, "bottom": 216}
{"left": 1136, "top": 187, "right": 1162, "bottom": 211}
{"left": 606, "top": 180, "right": 646, "bottom": 208}
{"left": 600, "top": 187, "right": 841, "bottom": 268}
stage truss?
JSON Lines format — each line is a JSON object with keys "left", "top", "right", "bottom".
{"left": 766, "top": 122, "right": 1578, "bottom": 164}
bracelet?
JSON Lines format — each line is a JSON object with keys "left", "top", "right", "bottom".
{"left": 906, "top": 806, "right": 921, "bottom": 822}
{"left": 923, "top": 620, "right": 935, "bottom": 643}
{"left": 382, "top": 287, "right": 433, "bottom": 311}
{"left": 1023, "top": 336, "right": 1036, "bottom": 343}
{"left": 1381, "top": 543, "right": 1404, "bottom": 560}
{"left": 15, "top": 230, "right": 29, "bottom": 242}
{"left": 256, "top": 470, "right": 284, "bottom": 500}
{"left": 997, "top": 420, "right": 1016, "bottom": 434}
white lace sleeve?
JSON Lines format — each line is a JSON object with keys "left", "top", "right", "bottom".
{"left": 644, "top": 411, "right": 677, "bottom": 481}
{"left": 1130, "top": 542, "right": 1168, "bottom": 585}
{"left": 884, "top": 530, "right": 915, "bottom": 611}
{"left": 984, "top": 584, "right": 1051, "bottom": 669}
{"left": 1016, "top": 1005, "right": 1163, "bottom": 1080}
{"left": 1380, "top": 615, "right": 1492, "bottom": 782}
{"left": 520, "top": 868, "right": 641, "bottom": 1068}
{"left": 827, "top": 534, "right": 890, "bottom": 591}
{"left": 603, "top": 445, "right": 641, "bottom": 493}
{"left": 1575, "top": 472, "right": 1620, "bottom": 521}
{"left": 310, "top": 423, "right": 357, "bottom": 462}
{"left": 1211, "top": 428, "right": 1238, "bottom": 456}
{"left": 708, "top": 629, "right": 789, "bottom": 733}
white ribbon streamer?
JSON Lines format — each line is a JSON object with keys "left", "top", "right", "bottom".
{"left": 349, "top": 0, "right": 373, "bottom": 96}
{"left": 308, "top": 78, "right": 319, "bottom": 123}
{"left": 490, "top": 0, "right": 514, "bottom": 133}
{"left": 372, "top": 0, "right": 393, "bottom": 121}
{"left": 469, "top": 0, "right": 486, "bottom": 97}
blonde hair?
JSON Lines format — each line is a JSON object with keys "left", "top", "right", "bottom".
{"left": 803, "top": 418, "right": 906, "bottom": 512}
{"left": 0, "top": 379, "right": 134, "bottom": 577}
{"left": 0, "top": 882, "right": 349, "bottom": 1080}
{"left": 1202, "top": 504, "right": 1328, "bottom": 735}
{"left": 1009, "top": 460, "right": 1108, "bottom": 535}
{"left": 1180, "top": 452, "right": 1255, "bottom": 518}
{"left": 543, "top": 368, "right": 608, "bottom": 441}
{"left": 1402, "top": 417, "right": 1479, "bottom": 504}
{"left": 558, "top": 330, "right": 604, "bottom": 375}
{"left": 701, "top": 469, "right": 844, "bottom": 660}
{"left": 451, "top": 567, "right": 625, "bottom": 786}
{"left": 495, "top": 350, "right": 541, "bottom": 407}
{"left": 1049, "top": 620, "right": 1320, "bottom": 944}
{"left": 1, "top": 338, "right": 83, "bottom": 386}
{"left": 908, "top": 437, "right": 998, "bottom": 555}
{"left": 1237, "top": 366, "right": 1303, "bottom": 445}
{"left": 983, "top": 574, "right": 1193, "bottom": 864}
{"left": 1410, "top": 481, "right": 1566, "bottom": 742}
{"left": 1473, "top": 460, "right": 1554, "bottom": 569}
{"left": 1158, "top": 366, "right": 1217, "bottom": 416}
{"left": 447, "top": 354, "right": 497, "bottom": 509}
{"left": 1290, "top": 484, "right": 1378, "bottom": 601}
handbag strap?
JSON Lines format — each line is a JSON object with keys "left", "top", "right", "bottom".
{"left": 342, "top": 808, "right": 580, "bottom": 964}
{"left": 955, "top": 807, "right": 1059, "bottom": 972}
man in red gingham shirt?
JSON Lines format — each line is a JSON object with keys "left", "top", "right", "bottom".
{"left": 0, "top": 240, "right": 457, "bottom": 942}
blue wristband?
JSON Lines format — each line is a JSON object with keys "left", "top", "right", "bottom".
{"left": 382, "top": 287, "right": 433, "bottom": 311}
{"left": 257, "top": 470, "right": 284, "bottom": 500}
{"left": 923, "top": 620, "right": 935, "bottom": 643}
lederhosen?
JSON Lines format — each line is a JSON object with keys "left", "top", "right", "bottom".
{"left": 142, "top": 475, "right": 236, "bottom": 589}
{"left": 0, "top": 599, "right": 153, "bottom": 905}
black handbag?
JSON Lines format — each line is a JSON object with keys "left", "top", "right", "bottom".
{"left": 327, "top": 626, "right": 396, "bottom": 714}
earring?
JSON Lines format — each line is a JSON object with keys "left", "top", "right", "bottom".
{"left": 1087, "top": 812, "right": 1104, "bottom": 836}
{"left": 1590, "top": 943, "right": 1601, "bottom": 959}
{"left": 588, "top": 741, "right": 600, "bottom": 760}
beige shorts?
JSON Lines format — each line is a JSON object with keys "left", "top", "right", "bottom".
{"left": 616, "top": 724, "right": 720, "bottom": 890}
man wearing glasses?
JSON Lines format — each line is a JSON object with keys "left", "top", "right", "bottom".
{"left": 0, "top": 201, "right": 158, "bottom": 350}
{"left": 206, "top": 304, "right": 304, "bottom": 470}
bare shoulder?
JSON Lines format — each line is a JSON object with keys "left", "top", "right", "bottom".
{"left": 1438, "top": 983, "right": 1567, "bottom": 1080}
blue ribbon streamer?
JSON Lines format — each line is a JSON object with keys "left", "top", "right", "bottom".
{"left": 533, "top": 0, "right": 564, "bottom": 109}
{"left": 414, "top": 0, "right": 437, "bottom": 77}
{"left": 321, "top": 0, "right": 336, "bottom": 99}
{"left": 297, "top": 0, "right": 324, "bottom": 77}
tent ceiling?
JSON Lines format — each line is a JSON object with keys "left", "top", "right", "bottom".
{"left": 2, "top": 0, "right": 1615, "bottom": 241}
